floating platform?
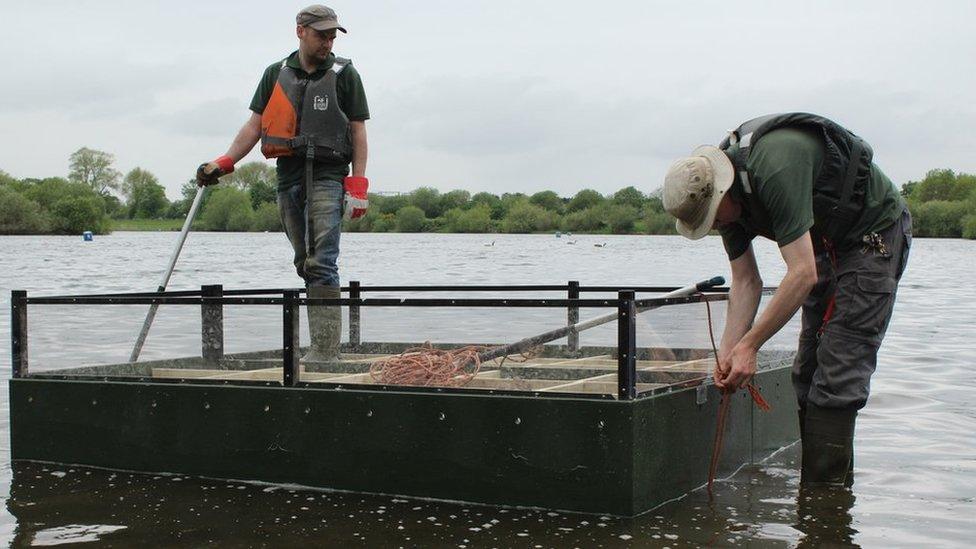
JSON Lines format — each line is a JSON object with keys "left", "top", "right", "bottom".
{"left": 8, "top": 283, "right": 798, "bottom": 516}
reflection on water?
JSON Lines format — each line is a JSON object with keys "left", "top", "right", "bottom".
{"left": 1, "top": 232, "right": 975, "bottom": 546}
{"left": 1, "top": 455, "right": 874, "bottom": 547}
{"left": 794, "top": 486, "right": 858, "bottom": 548}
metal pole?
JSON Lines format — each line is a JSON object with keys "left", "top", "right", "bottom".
{"left": 567, "top": 280, "right": 580, "bottom": 352}
{"left": 617, "top": 290, "right": 637, "bottom": 400}
{"left": 129, "top": 186, "right": 207, "bottom": 362}
{"left": 283, "top": 290, "right": 300, "bottom": 386}
{"left": 477, "top": 276, "right": 724, "bottom": 363}
{"left": 11, "top": 290, "right": 27, "bottom": 378}
{"left": 201, "top": 284, "right": 224, "bottom": 362}
{"left": 349, "top": 280, "right": 361, "bottom": 348}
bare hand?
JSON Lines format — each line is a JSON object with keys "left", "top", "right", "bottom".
{"left": 715, "top": 343, "right": 757, "bottom": 392}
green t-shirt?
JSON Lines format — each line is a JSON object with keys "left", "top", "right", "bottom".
{"left": 250, "top": 51, "right": 370, "bottom": 189}
{"left": 719, "top": 128, "right": 903, "bottom": 260}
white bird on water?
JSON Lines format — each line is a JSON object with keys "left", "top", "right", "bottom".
{"left": 594, "top": 242, "right": 607, "bottom": 248}
{"left": 483, "top": 240, "right": 495, "bottom": 247}
{"left": 566, "top": 239, "right": 578, "bottom": 245}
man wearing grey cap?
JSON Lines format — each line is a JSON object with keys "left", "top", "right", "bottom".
{"left": 661, "top": 113, "right": 911, "bottom": 487}
{"left": 196, "top": 5, "right": 370, "bottom": 363}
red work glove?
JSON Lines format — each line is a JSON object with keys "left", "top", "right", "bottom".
{"left": 343, "top": 176, "right": 369, "bottom": 220}
{"left": 196, "top": 155, "right": 235, "bottom": 187}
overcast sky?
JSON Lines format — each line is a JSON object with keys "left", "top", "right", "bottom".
{"left": 2, "top": 0, "right": 974, "bottom": 200}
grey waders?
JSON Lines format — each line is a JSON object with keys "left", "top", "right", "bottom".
{"left": 303, "top": 285, "right": 342, "bottom": 363}
{"left": 800, "top": 403, "right": 857, "bottom": 487}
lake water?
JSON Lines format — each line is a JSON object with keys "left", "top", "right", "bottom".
{"left": 0, "top": 231, "right": 973, "bottom": 547}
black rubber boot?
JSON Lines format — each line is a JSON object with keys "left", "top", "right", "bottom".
{"left": 798, "top": 405, "right": 806, "bottom": 442}
{"left": 800, "top": 404, "right": 857, "bottom": 487}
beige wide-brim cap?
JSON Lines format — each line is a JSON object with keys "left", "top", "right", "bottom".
{"left": 297, "top": 5, "right": 348, "bottom": 33}
{"left": 663, "top": 145, "right": 735, "bottom": 240}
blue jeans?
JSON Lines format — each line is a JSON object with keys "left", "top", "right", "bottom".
{"left": 277, "top": 178, "right": 343, "bottom": 287}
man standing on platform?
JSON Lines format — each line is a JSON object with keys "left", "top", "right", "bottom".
{"left": 196, "top": 5, "right": 370, "bottom": 362}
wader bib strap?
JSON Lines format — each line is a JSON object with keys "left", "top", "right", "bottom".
{"left": 305, "top": 141, "right": 315, "bottom": 258}
{"left": 833, "top": 138, "right": 864, "bottom": 229}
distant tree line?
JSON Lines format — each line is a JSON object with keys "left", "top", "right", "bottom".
{"left": 0, "top": 147, "right": 282, "bottom": 234}
{"left": 1, "top": 147, "right": 974, "bottom": 238}
{"left": 900, "top": 169, "right": 976, "bottom": 238}
{"left": 342, "top": 186, "right": 677, "bottom": 235}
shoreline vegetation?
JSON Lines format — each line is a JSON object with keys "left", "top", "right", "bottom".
{"left": 2, "top": 148, "right": 975, "bottom": 239}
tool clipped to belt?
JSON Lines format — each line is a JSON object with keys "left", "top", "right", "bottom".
{"left": 861, "top": 232, "right": 891, "bottom": 257}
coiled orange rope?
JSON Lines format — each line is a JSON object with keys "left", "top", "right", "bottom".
{"left": 369, "top": 343, "right": 483, "bottom": 387}
{"left": 701, "top": 295, "right": 771, "bottom": 502}
{"left": 369, "top": 342, "right": 541, "bottom": 387}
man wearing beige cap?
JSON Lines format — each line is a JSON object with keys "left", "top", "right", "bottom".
{"left": 662, "top": 113, "right": 911, "bottom": 487}
{"left": 196, "top": 5, "right": 370, "bottom": 362}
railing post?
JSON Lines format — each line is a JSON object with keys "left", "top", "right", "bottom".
{"left": 567, "top": 280, "right": 580, "bottom": 352}
{"left": 11, "top": 290, "right": 28, "bottom": 378}
{"left": 617, "top": 290, "right": 637, "bottom": 400}
{"left": 201, "top": 284, "right": 224, "bottom": 362}
{"left": 349, "top": 280, "right": 361, "bottom": 348}
{"left": 282, "top": 290, "right": 300, "bottom": 386}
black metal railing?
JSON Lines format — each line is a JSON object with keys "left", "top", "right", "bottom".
{"left": 10, "top": 282, "right": 733, "bottom": 400}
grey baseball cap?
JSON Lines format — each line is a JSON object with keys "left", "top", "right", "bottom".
{"left": 296, "top": 5, "right": 347, "bottom": 33}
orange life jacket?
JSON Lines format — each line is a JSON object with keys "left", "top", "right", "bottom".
{"left": 260, "top": 56, "right": 352, "bottom": 162}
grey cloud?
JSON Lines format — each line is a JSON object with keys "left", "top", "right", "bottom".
{"left": 3, "top": 62, "right": 192, "bottom": 119}
{"left": 372, "top": 73, "right": 976, "bottom": 191}
{"left": 145, "top": 97, "right": 251, "bottom": 139}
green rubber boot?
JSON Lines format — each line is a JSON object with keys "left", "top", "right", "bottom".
{"left": 302, "top": 285, "right": 342, "bottom": 363}
{"left": 800, "top": 404, "right": 857, "bottom": 487}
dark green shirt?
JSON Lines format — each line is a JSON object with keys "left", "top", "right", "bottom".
{"left": 719, "top": 128, "right": 903, "bottom": 260}
{"left": 250, "top": 51, "right": 370, "bottom": 189}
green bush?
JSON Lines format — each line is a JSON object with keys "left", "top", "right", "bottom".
{"left": 0, "top": 169, "right": 18, "bottom": 187}
{"left": 370, "top": 214, "right": 395, "bottom": 232}
{"left": 439, "top": 190, "right": 471, "bottom": 213}
{"left": 561, "top": 207, "right": 605, "bottom": 232}
{"left": 249, "top": 179, "right": 277, "bottom": 209}
{"left": 911, "top": 200, "right": 969, "bottom": 237}
{"left": 129, "top": 179, "right": 169, "bottom": 219}
{"left": 530, "top": 190, "right": 565, "bottom": 213}
{"left": 223, "top": 161, "right": 276, "bottom": 193}
{"left": 395, "top": 205, "right": 427, "bottom": 232}
{"left": 907, "top": 169, "right": 976, "bottom": 203}
{"left": 252, "top": 202, "right": 282, "bottom": 231}
{"left": 372, "top": 194, "right": 409, "bottom": 215}
{"left": 471, "top": 192, "right": 504, "bottom": 219}
{"left": 444, "top": 204, "right": 494, "bottom": 233}
{"left": 611, "top": 186, "right": 646, "bottom": 209}
{"left": 0, "top": 186, "right": 50, "bottom": 234}
{"left": 22, "top": 178, "right": 90, "bottom": 210}
{"left": 567, "top": 189, "right": 604, "bottom": 212}
{"left": 961, "top": 214, "right": 976, "bottom": 240}
{"left": 51, "top": 195, "right": 110, "bottom": 234}
{"left": 501, "top": 200, "right": 557, "bottom": 233}
{"left": 409, "top": 187, "right": 442, "bottom": 217}
{"left": 201, "top": 187, "right": 254, "bottom": 231}
{"left": 605, "top": 204, "right": 640, "bottom": 234}
{"left": 642, "top": 210, "right": 677, "bottom": 235}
